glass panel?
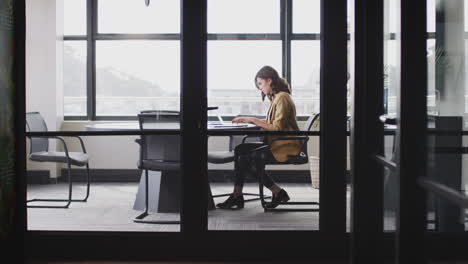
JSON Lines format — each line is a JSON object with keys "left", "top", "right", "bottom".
{"left": 426, "top": 0, "right": 468, "bottom": 233}
{"left": 207, "top": 82, "right": 320, "bottom": 231}
{"left": 64, "top": 0, "right": 86, "bottom": 35}
{"left": 207, "top": 40, "right": 282, "bottom": 116}
{"left": 428, "top": 0, "right": 436, "bottom": 33}
{"left": 293, "top": 0, "right": 320, "bottom": 34}
{"left": 208, "top": 0, "right": 280, "bottom": 33}
{"left": 291, "top": 40, "right": 320, "bottom": 115}
{"left": 63, "top": 41, "right": 87, "bottom": 116}
{"left": 98, "top": 0, "right": 180, "bottom": 34}
{"left": 28, "top": 1, "right": 183, "bottom": 233}
{"left": 346, "top": 0, "right": 355, "bottom": 233}
{"left": 27, "top": 130, "right": 182, "bottom": 232}
{"left": 0, "top": 4, "right": 16, "bottom": 240}
{"left": 383, "top": 0, "right": 400, "bottom": 232}
{"left": 95, "top": 40, "right": 180, "bottom": 116}
{"left": 207, "top": 6, "right": 320, "bottom": 232}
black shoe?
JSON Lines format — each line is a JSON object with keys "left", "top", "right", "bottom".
{"left": 266, "top": 189, "right": 290, "bottom": 209}
{"left": 217, "top": 194, "right": 245, "bottom": 209}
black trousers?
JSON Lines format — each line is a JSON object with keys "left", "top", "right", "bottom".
{"left": 233, "top": 142, "right": 278, "bottom": 189}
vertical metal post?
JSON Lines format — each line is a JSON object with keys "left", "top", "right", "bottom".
{"left": 350, "top": 0, "right": 384, "bottom": 262}
{"left": 13, "top": 0, "right": 27, "bottom": 262}
{"left": 281, "top": 0, "right": 292, "bottom": 83}
{"left": 87, "top": 0, "right": 97, "bottom": 120}
{"left": 180, "top": 0, "right": 208, "bottom": 235}
{"left": 397, "top": 0, "right": 427, "bottom": 262}
{"left": 320, "top": 0, "right": 348, "bottom": 241}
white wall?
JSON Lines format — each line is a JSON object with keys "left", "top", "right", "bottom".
{"left": 26, "top": 0, "right": 64, "bottom": 177}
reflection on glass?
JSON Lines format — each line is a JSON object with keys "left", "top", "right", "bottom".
{"left": 426, "top": 0, "right": 468, "bottom": 233}
{"left": 64, "top": 41, "right": 87, "bottom": 116}
{"left": 64, "top": 0, "right": 86, "bottom": 35}
{"left": 383, "top": 0, "right": 400, "bottom": 232}
{"left": 346, "top": 0, "right": 355, "bottom": 233}
{"left": 207, "top": 40, "right": 282, "bottom": 116}
{"left": 96, "top": 40, "right": 180, "bottom": 116}
{"left": 291, "top": 40, "right": 320, "bottom": 114}
{"left": 384, "top": 40, "right": 399, "bottom": 115}
{"left": 98, "top": 0, "right": 180, "bottom": 34}
{"left": 293, "top": 0, "right": 320, "bottom": 34}
{"left": 208, "top": 0, "right": 280, "bottom": 33}
{"left": 427, "top": 39, "right": 437, "bottom": 116}
{"left": 427, "top": 0, "right": 436, "bottom": 33}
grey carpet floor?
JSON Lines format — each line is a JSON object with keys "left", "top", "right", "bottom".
{"left": 27, "top": 183, "right": 326, "bottom": 231}
{"left": 27, "top": 182, "right": 394, "bottom": 232}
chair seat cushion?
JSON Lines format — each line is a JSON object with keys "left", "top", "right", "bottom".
{"left": 207, "top": 151, "right": 235, "bottom": 164}
{"left": 139, "top": 160, "right": 180, "bottom": 171}
{"left": 29, "top": 151, "right": 89, "bottom": 166}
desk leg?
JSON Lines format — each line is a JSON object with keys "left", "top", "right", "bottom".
{"left": 133, "top": 170, "right": 216, "bottom": 213}
{"left": 133, "top": 170, "right": 162, "bottom": 212}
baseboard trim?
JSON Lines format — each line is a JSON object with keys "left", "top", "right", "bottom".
{"left": 56, "top": 169, "right": 315, "bottom": 183}
{"left": 59, "top": 169, "right": 141, "bottom": 182}
{"left": 41, "top": 169, "right": 349, "bottom": 184}
{"left": 26, "top": 170, "right": 50, "bottom": 184}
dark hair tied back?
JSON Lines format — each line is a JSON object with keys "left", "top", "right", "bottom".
{"left": 254, "top": 65, "right": 291, "bottom": 101}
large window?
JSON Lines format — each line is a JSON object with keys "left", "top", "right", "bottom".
{"left": 63, "top": 0, "right": 321, "bottom": 119}
{"left": 63, "top": 0, "right": 180, "bottom": 119}
{"left": 207, "top": 0, "right": 320, "bottom": 117}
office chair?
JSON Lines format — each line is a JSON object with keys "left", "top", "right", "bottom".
{"left": 252, "top": 113, "right": 320, "bottom": 212}
{"left": 133, "top": 112, "right": 181, "bottom": 224}
{"left": 208, "top": 130, "right": 272, "bottom": 203}
{"left": 26, "top": 112, "right": 91, "bottom": 208}
{"left": 139, "top": 110, "right": 180, "bottom": 122}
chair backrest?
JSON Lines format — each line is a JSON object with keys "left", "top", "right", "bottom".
{"left": 139, "top": 110, "right": 180, "bottom": 123}
{"left": 297, "top": 113, "right": 320, "bottom": 153}
{"left": 138, "top": 113, "right": 180, "bottom": 162}
{"left": 279, "top": 113, "right": 320, "bottom": 164}
{"left": 303, "top": 113, "right": 320, "bottom": 132}
{"left": 25, "top": 112, "right": 49, "bottom": 153}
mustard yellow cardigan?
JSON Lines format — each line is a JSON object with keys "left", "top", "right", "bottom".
{"left": 264, "top": 91, "right": 302, "bottom": 162}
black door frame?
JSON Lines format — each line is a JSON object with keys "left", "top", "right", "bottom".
{"left": 16, "top": 0, "right": 350, "bottom": 261}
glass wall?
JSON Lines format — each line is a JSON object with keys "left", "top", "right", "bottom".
{"left": 63, "top": 0, "right": 181, "bottom": 118}
{"left": 27, "top": 0, "right": 181, "bottom": 232}
{"left": 383, "top": 0, "right": 401, "bottom": 232}
{"left": 207, "top": 0, "right": 321, "bottom": 231}
{"left": 63, "top": 0, "right": 86, "bottom": 116}
{"left": 426, "top": 0, "right": 468, "bottom": 233}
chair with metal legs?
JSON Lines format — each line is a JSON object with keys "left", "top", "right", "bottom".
{"left": 251, "top": 113, "right": 321, "bottom": 212}
{"left": 133, "top": 112, "right": 181, "bottom": 224}
{"left": 208, "top": 114, "right": 272, "bottom": 203}
{"left": 208, "top": 134, "right": 271, "bottom": 203}
{"left": 26, "top": 112, "right": 91, "bottom": 208}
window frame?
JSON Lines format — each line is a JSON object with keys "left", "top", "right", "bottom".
{"left": 22, "top": 0, "right": 350, "bottom": 260}
{"left": 63, "top": 0, "right": 321, "bottom": 120}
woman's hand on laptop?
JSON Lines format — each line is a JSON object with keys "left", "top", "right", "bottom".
{"left": 233, "top": 116, "right": 269, "bottom": 130}
{"left": 232, "top": 116, "right": 256, "bottom": 124}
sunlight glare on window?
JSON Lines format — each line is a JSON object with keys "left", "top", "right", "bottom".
{"left": 208, "top": 0, "right": 280, "bottom": 33}
{"left": 208, "top": 41, "right": 282, "bottom": 116}
{"left": 64, "top": 0, "right": 86, "bottom": 35}
{"left": 98, "top": 0, "right": 180, "bottom": 34}
{"left": 95, "top": 40, "right": 180, "bottom": 116}
{"left": 293, "top": 0, "right": 320, "bottom": 34}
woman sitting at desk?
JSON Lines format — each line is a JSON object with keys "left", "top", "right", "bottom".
{"left": 217, "top": 65, "right": 302, "bottom": 210}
